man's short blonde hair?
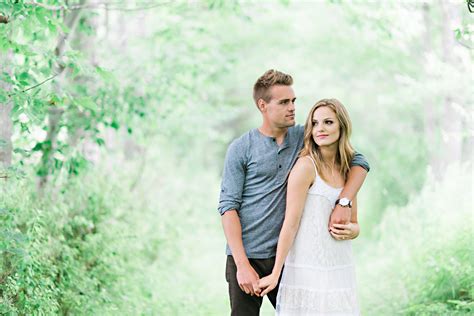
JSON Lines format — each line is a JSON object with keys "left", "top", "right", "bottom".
{"left": 253, "top": 69, "right": 293, "bottom": 105}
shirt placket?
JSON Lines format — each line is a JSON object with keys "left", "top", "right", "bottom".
{"left": 276, "top": 136, "right": 289, "bottom": 180}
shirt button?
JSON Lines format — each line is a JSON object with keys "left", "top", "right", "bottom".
{"left": 279, "top": 165, "right": 282, "bottom": 168}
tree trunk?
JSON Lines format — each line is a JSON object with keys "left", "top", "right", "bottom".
{"left": 0, "top": 51, "right": 13, "bottom": 184}
{"left": 38, "top": 0, "right": 86, "bottom": 190}
{"left": 421, "top": 3, "right": 440, "bottom": 177}
{"left": 37, "top": 107, "right": 64, "bottom": 188}
{"left": 438, "top": 1, "right": 463, "bottom": 173}
{"left": 69, "top": 0, "right": 101, "bottom": 166}
{"left": 422, "top": 2, "right": 464, "bottom": 179}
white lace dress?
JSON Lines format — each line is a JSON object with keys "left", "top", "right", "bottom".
{"left": 276, "top": 159, "right": 360, "bottom": 316}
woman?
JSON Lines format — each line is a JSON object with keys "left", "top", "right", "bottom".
{"left": 258, "top": 99, "right": 361, "bottom": 315}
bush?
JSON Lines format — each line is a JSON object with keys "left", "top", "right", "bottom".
{"left": 356, "top": 163, "right": 473, "bottom": 315}
{"left": 0, "top": 175, "right": 128, "bottom": 315}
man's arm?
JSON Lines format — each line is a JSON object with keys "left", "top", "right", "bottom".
{"left": 221, "top": 210, "right": 260, "bottom": 295}
{"left": 330, "top": 197, "right": 360, "bottom": 240}
{"left": 329, "top": 152, "right": 369, "bottom": 228}
{"left": 218, "top": 140, "right": 260, "bottom": 296}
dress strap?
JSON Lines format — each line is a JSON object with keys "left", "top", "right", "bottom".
{"left": 305, "top": 155, "right": 317, "bottom": 178}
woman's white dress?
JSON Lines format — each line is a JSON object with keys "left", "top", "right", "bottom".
{"left": 276, "top": 158, "right": 360, "bottom": 316}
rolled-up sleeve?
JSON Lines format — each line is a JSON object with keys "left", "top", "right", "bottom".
{"left": 218, "top": 140, "right": 246, "bottom": 215}
{"left": 351, "top": 152, "right": 370, "bottom": 172}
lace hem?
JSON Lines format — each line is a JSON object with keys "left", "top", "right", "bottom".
{"left": 276, "top": 285, "right": 359, "bottom": 315}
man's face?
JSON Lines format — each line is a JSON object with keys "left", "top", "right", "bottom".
{"left": 260, "top": 85, "right": 296, "bottom": 128}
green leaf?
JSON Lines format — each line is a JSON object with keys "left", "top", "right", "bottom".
{"left": 96, "top": 66, "right": 118, "bottom": 84}
{"left": 47, "top": 20, "right": 57, "bottom": 33}
{"left": 57, "top": 20, "right": 70, "bottom": 34}
{"left": 35, "top": 9, "right": 48, "bottom": 26}
{"left": 0, "top": 3, "right": 12, "bottom": 12}
{"left": 20, "top": 122, "right": 29, "bottom": 133}
{"left": 75, "top": 97, "right": 97, "bottom": 112}
{"left": 68, "top": 61, "right": 81, "bottom": 77}
{"left": 13, "top": 148, "right": 30, "bottom": 157}
{"left": 32, "top": 141, "right": 46, "bottom": 151}
{"left": 7, "top": 248, "right": 26, "bottom": 256}
{"left": 110, "top": 120, "right": 119, "bottom": 129}
{"left": 1, "top": 71, "right": 14, "bottom": 84}
{"left": 0, "top": 93, "right": 7, "bottom": 103}
{"left": 454, "top": 29, "right": 462, "bottom": 40}
{"left": 18, "top": 71, "right": 29, "bottom": 81}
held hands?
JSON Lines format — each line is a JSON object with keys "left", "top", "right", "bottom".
{"left": 237, "top": 264, "right": 279, "bottom": 297}
{"left": 236, "top": 263, "right": 261, "bottom": 296}
{"left": 257, "top": 273, "right": 279, "bottom": 297}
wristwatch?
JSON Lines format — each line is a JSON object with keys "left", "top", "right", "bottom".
{"left": 335, "top": 197, "right": 352, "bottom": 208}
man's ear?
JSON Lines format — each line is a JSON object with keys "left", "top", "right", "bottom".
{"left": 257, "top": 99, "right": 266, "bottom": 112}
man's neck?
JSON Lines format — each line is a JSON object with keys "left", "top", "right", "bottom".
{"left": 258, "top": 124, "right": 288, "bottom": 145}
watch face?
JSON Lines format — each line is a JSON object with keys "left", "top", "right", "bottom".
{"left": 340, "top": 198, "right": 350, "bottom": 206}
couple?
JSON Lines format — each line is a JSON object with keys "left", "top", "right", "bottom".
{"left": 218, "top": 69, "right": 369, "bottom": 315}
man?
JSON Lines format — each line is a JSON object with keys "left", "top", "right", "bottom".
{"left": 218, "top": 69, "right": 369, "bottom": 315}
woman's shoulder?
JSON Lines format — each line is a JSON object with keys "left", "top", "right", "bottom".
{"left": 292, "top": 156, "right": 316, "bottom": 175}
{"left": 296, "top": 155, "right": 315, "bottom": 167}
{"left": 289, "top": 156, "right": 316, "bottom": 185}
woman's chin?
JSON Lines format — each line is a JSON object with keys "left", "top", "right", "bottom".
{"left": 315, "top": 141, "right": 337, "bottom": 147}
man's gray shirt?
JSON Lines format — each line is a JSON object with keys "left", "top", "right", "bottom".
{"left": 218, "top": 125, "right": 369, "bottom": 259}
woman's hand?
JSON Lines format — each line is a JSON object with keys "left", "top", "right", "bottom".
{"left": 257, "top": 273, "right": 279, "bottom": 297}
{"left": 329, "top": 222, "right": 359, "bottom": 240}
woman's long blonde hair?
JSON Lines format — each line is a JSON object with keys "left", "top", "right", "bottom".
{"left": 299, "top": 98, "right": 355, "bottom": 182}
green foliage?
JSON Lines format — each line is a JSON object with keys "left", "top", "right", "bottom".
{"left": 356, "top": 164, "right": 473, "bottom": 315}
{"left": 1, "top": 0, "right": 242, "bottom": 183}
{"left": 0, "top": 175, "right": 130, "bottom": 315}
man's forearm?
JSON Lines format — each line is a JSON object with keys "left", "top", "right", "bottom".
{"left": 339, "top": 166, "right": 367, "bottom": 199}
{"left": 221, "top": 210, "right": 249, "bottom": 267}
{"left": 329, "top": 166, "right": 367, "bottom": 227}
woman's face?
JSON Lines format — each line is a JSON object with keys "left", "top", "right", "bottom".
{"left": 312, "top": 106, "right": 340, "bottom": 147}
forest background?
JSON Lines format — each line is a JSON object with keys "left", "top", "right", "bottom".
{"left": 0, "top": 0, "right": 472, "bottom": 315}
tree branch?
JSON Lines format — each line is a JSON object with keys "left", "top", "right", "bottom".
{"left": 24, "top": 1, "right": 171, "bottom": 11}
{"left": 104, "top": 2, "right": 172, "bottom": 11}
{"left": 22, "top": 73, "right": 59, "bottom": 93}
{"left": 7, "top": 73, "right": 59, "bottom": 97}
{"left": 455, "top": 38, "right": 473, "bottom": 50}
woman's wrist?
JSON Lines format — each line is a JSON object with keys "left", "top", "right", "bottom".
{"left": 271, "top": 268, "right": 282, "bottom": 279}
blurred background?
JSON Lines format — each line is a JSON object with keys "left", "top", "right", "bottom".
{"left": 0, "top": 0, "right": 472, "bottom": 315}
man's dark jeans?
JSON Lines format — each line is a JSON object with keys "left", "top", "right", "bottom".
{"left": 225, "top": 255, "right": 280, "bottom": 316}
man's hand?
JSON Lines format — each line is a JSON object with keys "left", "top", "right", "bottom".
{"left": 328, "top": 204, "right": 351, "bottom": 231}
{"left": 236, "top": 263, "right": 261, "bottom": 296}
{"left": 257, "top": 273, "right": 279, "bottom": 297}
